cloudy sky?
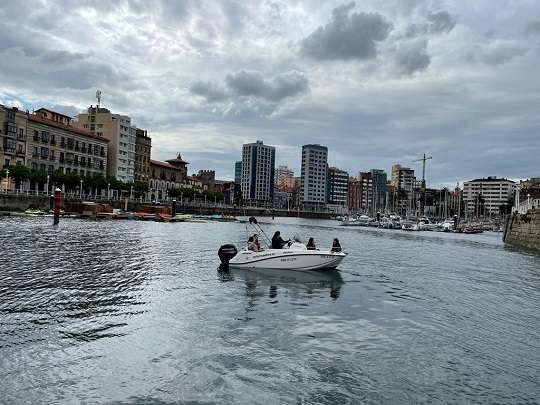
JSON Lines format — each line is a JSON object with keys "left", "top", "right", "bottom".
{"left": 1, "top": 0, "right": 539, "bottom": 186}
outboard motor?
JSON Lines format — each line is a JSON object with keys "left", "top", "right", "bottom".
{"left": 218, "top": 244, "right": 238, "bottom": 265}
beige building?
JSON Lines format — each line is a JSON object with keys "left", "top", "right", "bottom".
{"left": 463, "top": 177, "right": 516, "bottom": 217}
{"left": 75, "top": 106, "right": 135, "bottom": 183}
{"left": 1, "top": 105, "right": 28, "bottom": 169}
{"left": 27, "top": 109, "right": 108, "bottom": 177}
{"left": 135, "top": 128, "right": 151, "bottom": 183}
{"left": 149, "top": 153, "right": 189, "bottom": 199}
{"left": 1, "top": 106, "right": 108, "bottom": 180}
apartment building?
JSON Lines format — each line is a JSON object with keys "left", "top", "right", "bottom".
{"left": 300, "top": 144, "right": 328, "bottom": 209}
{"left": 463, "top": 177, "right": 516, "bottom": 216}
{"left": 0, "top": 105, "right": 28, "bottom": 169}
{"left": 135, "top": 128, "right": 151, "bottom": 183}
{"left": 241, "top": 141, "right": 276, "bottom": 205}
{"left": 327, "top": 167, "right": 349, "bottom": 207}
{"left": 75, "top": 106, "right": 136, "bottom": 182}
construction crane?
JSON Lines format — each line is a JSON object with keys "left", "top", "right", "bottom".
{"left": 413, "top": 153, "right": 432, "bottom": 189}
{"left": 413, "top": 154, "right": 432, "bottom": 216}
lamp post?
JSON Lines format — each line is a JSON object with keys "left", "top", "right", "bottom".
{"left": 107, "top": 182, "right": 110, "bottom": 199}
{"left": 5, "top": 169, "right": 9, "bottom": 192}
{"left": 130, "top": 186, "right": 133, "bottom": 200}
{"left": 528, "top": 193, "right": 531, "bottom": 211}
{"left": 46, "top": 174, "right": 49, "bottom": 195}
{"left": 80, "top": 179, "right": 83, "bottom": 198}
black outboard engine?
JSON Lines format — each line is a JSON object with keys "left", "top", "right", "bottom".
{"left": 218, "top": 244, "right": 238, "bottom": 265}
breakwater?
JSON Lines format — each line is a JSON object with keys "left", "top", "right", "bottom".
{"left": 503, "top": 209, "right": 540, "bottom": 251}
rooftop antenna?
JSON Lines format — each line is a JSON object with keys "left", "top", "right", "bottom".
{"left": 96, "top": 89, "right": 102, "bottom": 108}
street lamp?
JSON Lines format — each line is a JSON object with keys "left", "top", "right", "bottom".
{"left": 5, "top": 169, "right": 9, "bottom": 192}
{"left": 46, "top": 174, "right": 49, "bottom": 195}
{"left": 80, "top": 179, "right": 83, "bottom": 198}
{"left": 107, "top": 182, "right": 110, "bottom": 199}
{"left": 130, "top": 186, "right": 133, "bottom": 200}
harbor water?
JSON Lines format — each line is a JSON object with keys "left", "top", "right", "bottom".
{"left": 0, "top": 217, "right": 539, "bottom": 404}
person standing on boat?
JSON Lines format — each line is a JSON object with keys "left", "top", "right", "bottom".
{"left": 271, "top": 231, "right": 288, "bottom": 249}
{"left": 306, "top": 238, "right": 317, "bottom": 250}
{"left": 331, "top": 238, "right": 342, "bottom": 253}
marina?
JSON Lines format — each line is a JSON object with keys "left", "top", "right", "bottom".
{"left": 1, "top": 216, "right": 539, "bottom": 403}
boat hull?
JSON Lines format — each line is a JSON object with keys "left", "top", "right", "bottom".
{"left": 229, "top": 249, "right": 346, "bottom": 271}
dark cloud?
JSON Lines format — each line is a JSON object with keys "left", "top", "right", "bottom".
{"left": 427, "top": 11, "right": 456, "bottom": 34}
{"left": 191, "top": 70, "right": 309, "bottom": 105}
{"left": 395, "top": 39, "right": 431, "bottom": 74}
{"left": 406, "top": 10, "right": 456, "bottom": 37}
{"left": 190, "top": 81, "right": 229, "bottom": 102}
{"left": 225, "top": 70, "right": 309, "bottom": 101}
{"left": 524, "top": 19, "right": 540, "bottom": 35}
{"left": 300, "top": 2, "right": 392, "bottom": 60}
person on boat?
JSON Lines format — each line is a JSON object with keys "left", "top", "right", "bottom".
{"left": 247, "top": 235, "right": 256, "bottom": 251}
{"left": 271, "top": 231, "right": 288, "bottom": 249}
{"left": 331, "top": 238, "right": 342, "bottom": 253}
{"left": 306, "top": 238, "right": 316, "bottom": 250}
{"left": 252, "top": 234, "right": 262, "bottom": 251}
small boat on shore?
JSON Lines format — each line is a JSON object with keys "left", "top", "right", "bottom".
{"left": 25, "top": 208, "right": 44, "bottom": 216}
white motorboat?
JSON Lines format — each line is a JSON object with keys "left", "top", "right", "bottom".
{"left": 227, "top": 243, "right": 346, "bottom": 271}
{"left": 218, "top": 216, "right": 347, "bottom": 271}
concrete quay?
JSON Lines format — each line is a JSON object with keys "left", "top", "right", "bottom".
{"left": 0, "top": 193, "right": 334, "bottom": 219}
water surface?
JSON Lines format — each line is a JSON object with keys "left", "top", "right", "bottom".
{"left": 1, "top": 217, "right": 539, "bottom": 404}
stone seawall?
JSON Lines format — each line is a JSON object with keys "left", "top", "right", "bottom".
{"left": 503, "top": 209, "right": 540, "bottom": 251}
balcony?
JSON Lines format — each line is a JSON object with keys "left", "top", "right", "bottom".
{"left": 49, "top": 156, "right": 56, "bottom": 162}
{"left": 33, "top": 135, "right": 40, "bottom": 142}
{"left": 75, "top": 146, "right": 80, "bottom": 151}
{"left": 59, "top": 157, "right": 65, "bottom": 163}
{"left": 81, "top": 147, "right": 87, "bottom": 153}
{"left": 41, "top": 155, "right": 49, "bottom": 160}
{"left": 61, "top": 142, "right": 66, "bottom": 148}
{"left": 50, "top": 139, "right": 56, "bottom": 145}
{"left": 100, "top": 151, "right": 105, "bottom": 157}
{"left": 32, "top": 152, "right": 39, "bottom": 158}
{"left": 16, "top": 150, "right": 25, "bottom": 157}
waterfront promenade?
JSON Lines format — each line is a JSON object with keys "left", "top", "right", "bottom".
{"left": 0, "top": 190, "right": 335, "bottom": 219}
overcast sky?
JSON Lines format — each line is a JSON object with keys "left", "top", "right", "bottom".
{"left": 1, "top": 0, "right": 539, "bottom": 186}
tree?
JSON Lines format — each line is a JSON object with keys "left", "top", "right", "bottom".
{"left": 9, "top": 162, "right": 30, "bottom": 189}
{"left": 134, "top": 181, "right": 148, "bottom": 193}
{"left": 30, "top": 170, "right": 48, "bottom": 191}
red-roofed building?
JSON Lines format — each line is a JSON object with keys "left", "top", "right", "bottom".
{"left": 0, "top": 104, "right": 109, "bottom": 191}
{"left": 149, "top": 153, "right": 190, "bottom": 199}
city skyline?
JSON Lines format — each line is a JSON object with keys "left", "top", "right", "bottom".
{"left": 1, "top": 1, "right": 539, "bottom": 185}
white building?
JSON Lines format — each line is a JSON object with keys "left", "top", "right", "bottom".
{"left": 75, "top": 106, "right": 136, "bottom": 183}
{"left": 241, "top": 141, "right": 275, "bottom": 205}
{"left": 300, "top": 144, "right": 328, "bottom": 209}
{"left": 463, "top": 177, "right": 517, "bottom": 217}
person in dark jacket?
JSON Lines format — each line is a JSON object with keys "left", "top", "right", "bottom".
{"left": 271, "top": 231, "right": 288, "bottom": 249}
{"left": 306, "top": 237, "right": 316, "bottom": 250}
{"left": 331, "top": 238, "right": 342, "bottom": 252}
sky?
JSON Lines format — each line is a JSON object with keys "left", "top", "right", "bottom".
{"left": 1, "top": 0, "right": 539, "bottom": 187}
